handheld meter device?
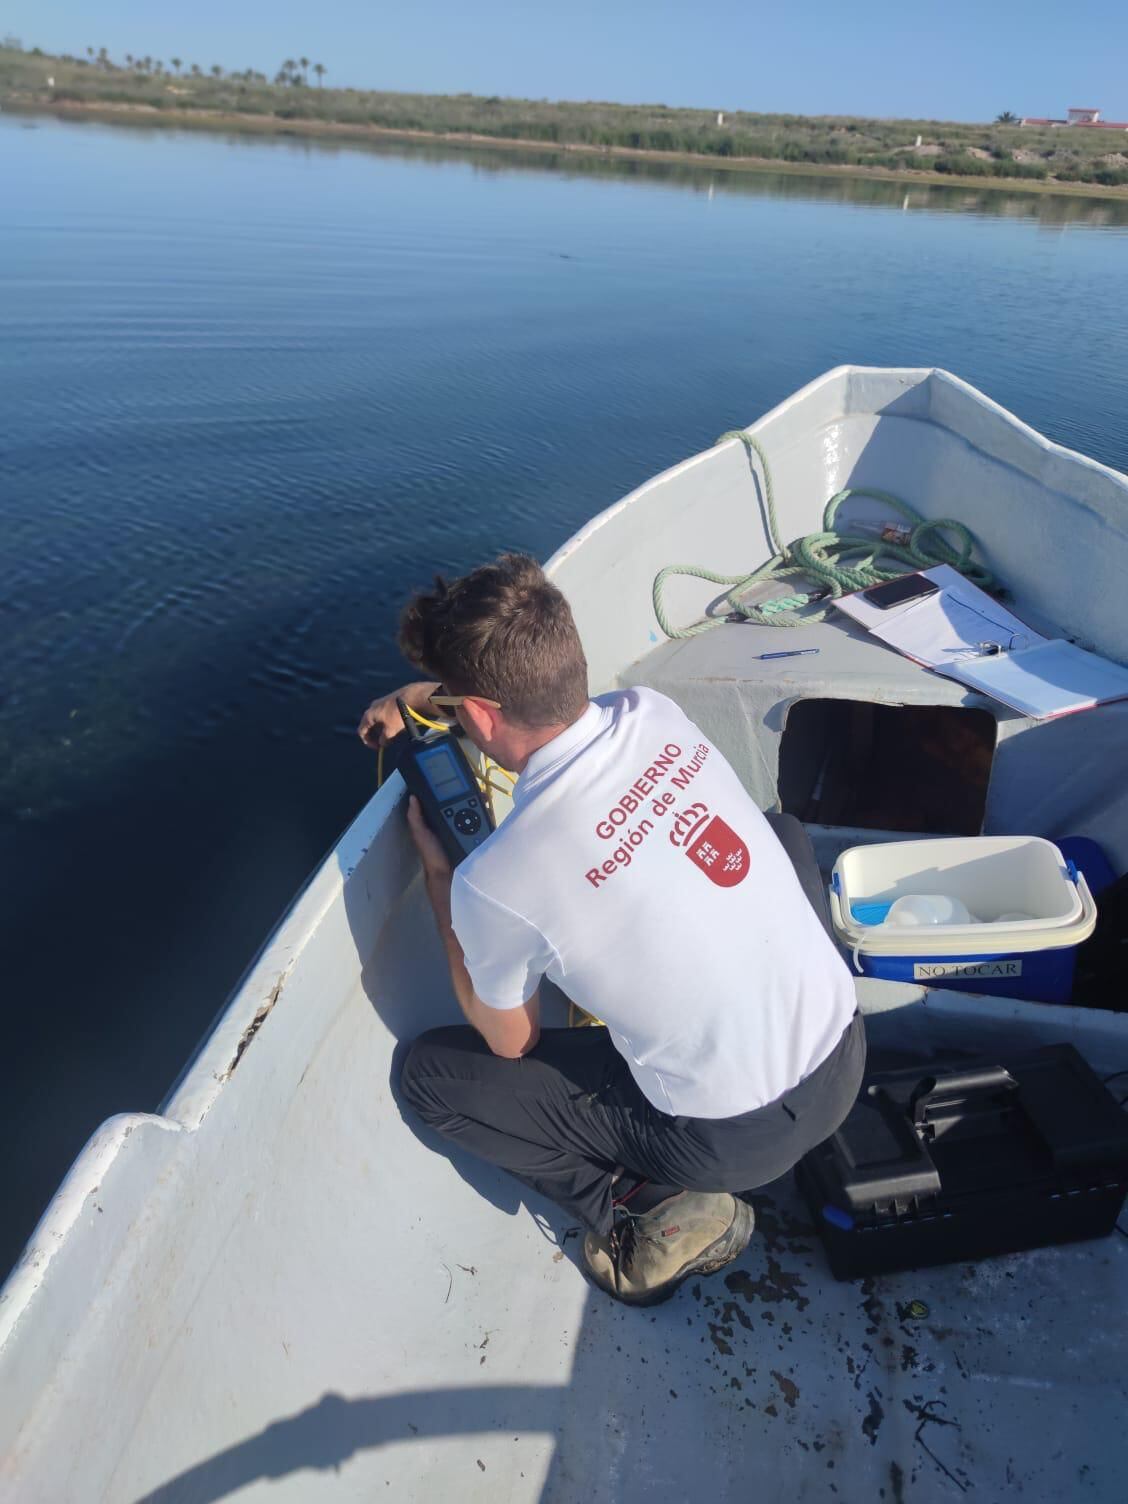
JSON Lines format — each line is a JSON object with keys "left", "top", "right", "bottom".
{"left": 394, "top": 700, "right": 495, "bottom": 867}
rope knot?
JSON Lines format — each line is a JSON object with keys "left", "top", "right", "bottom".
{"left": 651, "top": 431, "right": 995, "bottom": 639}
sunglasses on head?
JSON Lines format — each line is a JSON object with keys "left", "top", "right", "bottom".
{"left": 428, "top": 684, "right": 502, "bottom": 712}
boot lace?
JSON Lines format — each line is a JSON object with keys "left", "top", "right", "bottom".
{"left": 609, "top": 1208, "right": 665, "bottom": 1276}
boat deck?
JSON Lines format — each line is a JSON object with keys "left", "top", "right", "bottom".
{"left": 121, "top": 905, "right": 1128, "bottom": 1504}
{"left": 8, "top": 368, "right": 1128, "bottom": 1503}
{"left": 623, "top": 610, "right": 1128, "bottom": 866}
{"left": 635, "top": 613, "right": 967, "bottom": 706}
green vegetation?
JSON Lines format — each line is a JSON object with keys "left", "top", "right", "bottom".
{"left": 4, "top": 41, "right": 1128, "bottom": 192}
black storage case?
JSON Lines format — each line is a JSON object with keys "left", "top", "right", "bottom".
{"left": 796, "top": 1044, "right": 1128, "bottom": 1280}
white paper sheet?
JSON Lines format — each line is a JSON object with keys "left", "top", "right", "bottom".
{"left": 834, "top": 565, "right": 1044, "bottom": 669}
{"left": 949, "top": 639, "right": 1128, "bottom": 719}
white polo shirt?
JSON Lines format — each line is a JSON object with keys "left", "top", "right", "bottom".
{"left": 450, "top": 687, "right": 855, "bottom": 1119}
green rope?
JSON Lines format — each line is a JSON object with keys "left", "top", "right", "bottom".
{"left": 652, "top": 429, "right": 996, "bottom": 639}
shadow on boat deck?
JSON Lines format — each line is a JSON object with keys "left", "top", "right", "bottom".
{"left": 126, "top": 819, "right": 1128, "bottom": 1504}
{"left": 130, "top": 1385, "right": 571, "bottom": 1503}
{"left": 127, "top": 1166, "right": 1128, "bottom": 1504}
{"left": 127, "top": 1174, "right": 1128, "bottom": 1504}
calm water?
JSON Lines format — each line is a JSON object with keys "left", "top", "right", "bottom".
{"left": 2, "top": 115, "right": 1127, "bottom": 1271}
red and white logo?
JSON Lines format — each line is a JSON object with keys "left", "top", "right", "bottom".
{"left": 669, "top": 803, "right": 748, "bottom": 888}
{"left": 686, "top": 816, "right": 748, "bottom": 887}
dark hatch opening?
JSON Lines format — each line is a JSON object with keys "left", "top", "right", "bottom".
{"left": 778, "top": 700, "right": 996, "bottom": 835}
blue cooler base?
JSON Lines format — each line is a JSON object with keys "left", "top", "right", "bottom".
{"left": 860, "top": 946, "right": 1077, "bottom": 1003}
{"left": 845, "top": 835, "right": 1113, "bottom": 1005}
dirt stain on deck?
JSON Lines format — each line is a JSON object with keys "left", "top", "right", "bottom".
{"left": 724, "top": 1255, "right": 810, "bottom": 1312}
{"left": 862, "top": 1389, "right": 885, "bottom": 1445}
{"left": 707, "top": 1322, "right": 734, "bottom": 1356}
{"left": 889, "top": 1459, "right": 906, "bottom": 1504}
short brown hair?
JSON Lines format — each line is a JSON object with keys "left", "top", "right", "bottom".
{"left": 399, "top": 554, "right": 589, "bottom": 728}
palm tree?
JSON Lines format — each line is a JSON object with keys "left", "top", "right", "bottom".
{"left": 313, "top": 63, "right": 326, "bottom": 87}
{"left": 210, "top": 64, "right": 223, "bottom": 79}
{"left": 125, "top": 53, "right": 134, "bottom": 69}
{"left": 299, "top": 56, "right": 310, "bottom": 83}
{"left": 190, "top": 62, "right": 202, "bottom": 77}
{"left": 97, "top": 46, "right": 110, "bottom": 70}
{"left": 995, "top": 111, "right": 1019, "bottom": 126}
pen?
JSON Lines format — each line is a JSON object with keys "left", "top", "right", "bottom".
{"left": 755, "top": 648, "right": 820, "bottom": 661}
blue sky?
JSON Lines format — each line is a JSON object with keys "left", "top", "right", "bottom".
{"left": 9, "top": 0, "right": 1127, "bottom": 122}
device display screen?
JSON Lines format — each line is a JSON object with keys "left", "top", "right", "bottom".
{"left": 418, "top": 743, "right": 471, "bottom": 801}
{"left": 862, "top": 573, "right": 940, "bottom": 611}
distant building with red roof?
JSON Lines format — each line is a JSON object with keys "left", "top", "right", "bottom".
{"left": 1020, "top": 107, "right": 1128, "bottom": 130}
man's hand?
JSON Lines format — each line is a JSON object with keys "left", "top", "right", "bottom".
{"left": 357, "top": 681, "right": 441, "bottom": 749}
{"left": 406, "top": 795, "right": 453, "bottom": 884}
{"left": 408, "top": 795, "right": 539, "bottom": 1058}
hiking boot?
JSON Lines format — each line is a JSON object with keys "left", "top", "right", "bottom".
{"left": 583, "top": 1192, "right": 754, "bottom": 1307}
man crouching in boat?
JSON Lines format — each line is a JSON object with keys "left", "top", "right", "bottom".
{"left": 358, "top": 553, "right": 864, "bottom": 1306}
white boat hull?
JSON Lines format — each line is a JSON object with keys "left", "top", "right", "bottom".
{"left": 4, "top": 368, "right": 1128, "bottom": 1503}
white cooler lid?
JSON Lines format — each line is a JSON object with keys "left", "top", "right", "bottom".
{"left": 829, "top": 836, "right": 1096, "bottom": 956}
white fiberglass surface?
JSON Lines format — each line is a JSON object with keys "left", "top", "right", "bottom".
{"left": 7, "top": 369, "right": 1128, "bottom": 1502}
{"left": 108, "top": 895, "right": 1128, "bottom": 1504}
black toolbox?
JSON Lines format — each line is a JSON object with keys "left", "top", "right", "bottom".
{"left": 795, "top": 1044, "right": 1128, "bottom": 1280}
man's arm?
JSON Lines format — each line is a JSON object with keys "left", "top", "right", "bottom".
{"left": 357, "top": 681, "right": 442, "bottom": 749}
{"left": 407, "top": 797, "right": 540, "bottom": 1059}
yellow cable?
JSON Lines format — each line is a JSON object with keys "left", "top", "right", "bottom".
{"left": 568, "top": 1001, "right": 605, "bottom": 1028}
{"left": 404, "top": 704, "right": 453, "bottom": 734}
{"left": 482, "top": 756, "right": 516, "bottom": 790}
{"left": 481, "top": 768, "right": 496, "bottom": 824}
{"left": 474, "top": 754, "right": 515, "bottom": 819}
{"left": 389, "top": 708, "right": 511, "bottom": 811}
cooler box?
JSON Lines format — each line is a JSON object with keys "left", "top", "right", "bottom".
{"left": 796, "top": 1044, "right": 1128, "bottom": 1279}
{"left": 828, "top": 836, "right": 1097, "bottom": 1003}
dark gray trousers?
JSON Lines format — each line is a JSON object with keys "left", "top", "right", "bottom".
{"left": 400, "top": 1012, "right": 866, "bottom": 1237}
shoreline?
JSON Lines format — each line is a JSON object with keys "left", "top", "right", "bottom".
{"left": 15, "top": 98, "right": 1128, "bottom": 202}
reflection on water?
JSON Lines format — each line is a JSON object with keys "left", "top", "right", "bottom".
{"left": 2, "top": 113, "right": 1127, "bottom": 1274}
{"left": 68, "top": 111, "right": 1128, "bottom": 228}
{"left": 436, "top": 143, "right": 1128, "bottom": 229}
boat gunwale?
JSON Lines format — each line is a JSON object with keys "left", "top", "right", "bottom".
{"left": 5, "top": 362, "right": 1128, "bottom": 1367}
{"left": 545, "top": 365, "right": 1128, "bottom": 588}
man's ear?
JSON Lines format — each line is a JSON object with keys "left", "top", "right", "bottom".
{"left": 459, "top": 697, "right": 500, "bottom": 743}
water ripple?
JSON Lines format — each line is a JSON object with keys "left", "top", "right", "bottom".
{"left": 2, "top": 113, "right": 1128, "bottom": 1269}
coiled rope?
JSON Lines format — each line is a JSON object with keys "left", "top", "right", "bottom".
{"left": 652, "top": 430, "right": 996, "bottom": 639}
